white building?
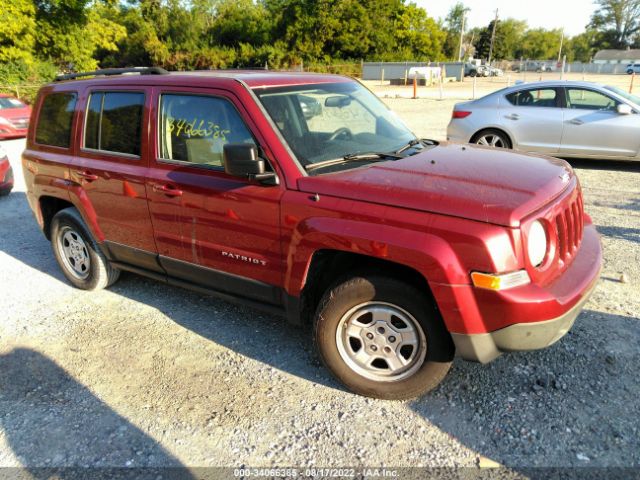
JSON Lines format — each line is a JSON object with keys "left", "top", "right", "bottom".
{"left": 594, "top": 49, "right": 640, "bottom": 64}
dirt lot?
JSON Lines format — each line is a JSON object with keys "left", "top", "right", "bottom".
{"left": 1, "top": 76, "right": 639, "bottom": 476}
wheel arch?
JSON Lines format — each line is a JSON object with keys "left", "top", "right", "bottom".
{"left": 39, "top": 196, "right": 75, "bottom": 240}
{"left": 298, "top": 250, "right": 439, "bottom": 327}
{"left": 470, "top": 127, "right": 514, "bottom": 149}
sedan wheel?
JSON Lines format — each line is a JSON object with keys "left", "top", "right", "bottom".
{"left": 473, "top": 129, "right": 511, "bottom": 149}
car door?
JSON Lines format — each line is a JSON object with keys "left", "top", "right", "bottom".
{"left": 559, "top": 87, "right": 640, "bottom": 158}
{"left": 71, "top": 87, "right": 161, "bottom": 271}
{"left": 146, "top": 87, "right": 284, "bottom": 305}
{"left": 499, "top": 87, "right": 563, "bottom": 153}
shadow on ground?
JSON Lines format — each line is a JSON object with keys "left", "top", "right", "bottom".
{"left": 0, "top": 348, "right": 194, "bottom": 478}
{"left": 0, "top": 192, "right": 338, "bottom": 391}
{"left": 566, "top": 158, "right": 640, "bottom": 172}
{"left": 0, "top": 191, "right": 66, "bottom": 284}
{"left": 412, "top": 308, "right": 640, "bottom": 471}
{"left": 596, "top": 224, "right": 640, "bottom": 244}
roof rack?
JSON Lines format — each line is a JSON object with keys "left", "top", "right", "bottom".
{"left": 54, "top": 67, "right": 169, "bottom": 82}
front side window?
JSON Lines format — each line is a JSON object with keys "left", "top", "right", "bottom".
{"left": 158, "top": 94, "right": 254, "bottom": 168}
{"left": 566, "top": 88, "right": 619, "bottom": 111}
{"left": 604, "top": 85, "right": 640, "bottom": 107}
{"left": 255, "top": 81, "right": 416, "bottom": 169}
{"left": 35, "top": 92, "right": 77, "bottom": 148}
{"left": 84, "top": 92, "right": 144, "bottom": 156}
{"left": 505, "top": 88, "right": 558, "bottom": 107}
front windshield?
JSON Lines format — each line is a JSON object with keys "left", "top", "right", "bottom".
{"left": 255, "top": 81, "right": 416, "bottom": 169}
{"left": 604, "top": 85, "right": 640, "bottom": 106}
{"left": 0, "top": 97, "right": 26, "bottom": 109}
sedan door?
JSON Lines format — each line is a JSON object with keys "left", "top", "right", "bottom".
{"left": 559, "top": 87, "right": 640, "bottom": 158}
{"left": 499, "top": 87, "right": 563, "bottom": 154}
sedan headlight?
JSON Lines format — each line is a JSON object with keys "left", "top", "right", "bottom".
{"left": 0, "top": 116, "right": 11, "bottom": 126}
{"left": 527, "top": 220, "right": 547, "bottom": 267}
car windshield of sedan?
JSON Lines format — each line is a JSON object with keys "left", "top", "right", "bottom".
{"left": 255, "top": 82, "right": 417, "bottom": 172}
{"left": 604, "top": 86, "right": 640, "bottom": 107}
{"left": 0, "top": 97, "right": 26, "bottom": 109}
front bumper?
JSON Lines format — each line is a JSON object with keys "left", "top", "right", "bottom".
{"left": 451, "top": 268, "right": 600, "bottom": 363}
{"left": 449, "top": 223, "right": 602, "bottom": 363}
{"left": 0, "top": 126, "right": 28, "bottom": 139}
{"left": 446, "top": 120, "right": 472, "bottom": 143}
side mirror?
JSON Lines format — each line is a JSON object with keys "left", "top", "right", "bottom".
{"left": 617, "top": 103, "right": 633, "bottom": 115}
{"left": 223, "top": 144, "right": 278, "bottom": 185}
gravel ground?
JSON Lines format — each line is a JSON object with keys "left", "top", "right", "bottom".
{"left": 0, "top": 84, "right": 639, "bottom": 476}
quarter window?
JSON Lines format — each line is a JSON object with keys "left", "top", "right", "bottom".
{"left": 84, "top": 92, "right": 145, "bottom": 156}
{"left": 158, "top": 94, "right": 254, "bottom": 168}
{"left": 505, "top": 89, "right": 557, "bottom": 108}
{"left": 566, "top": 89, "right": 618, "bottom": 111}
{"left": 35, "top": 92, "right": 77, "bottom": 148}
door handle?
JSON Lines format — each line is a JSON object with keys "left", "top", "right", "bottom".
{"left": 153, "top": 184, "right": 183, "bottom": 197}
{"left": 569, "top": 118, "right": 584, "bottom": 125}
{"left": 75, "top": 170, "right": 98, "bottom": 182}
{"left": 505, "top": 113, "right": 520, "bottom": 120}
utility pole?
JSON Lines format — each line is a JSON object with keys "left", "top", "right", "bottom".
{"left": 487, "top": 8, "right": 498, "bottom": 65}
{"left": 557, "top": 29, "right": 564, "bottom": 64}
{"left": 457, "top": 12, "right": 466, "bottom": 62}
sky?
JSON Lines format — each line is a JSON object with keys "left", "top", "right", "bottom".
{"left": 415, "top": 0, "right": 596, "bottom": 37}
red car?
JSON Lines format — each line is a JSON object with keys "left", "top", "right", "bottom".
{"left": 0, "top": 144, "right": 13, "bottom": 195}
{"left": 22, "top": 68, "right": 602, "bottom": 399}
{"left": 0, "top": 94, "right": 31, "bottom": 139}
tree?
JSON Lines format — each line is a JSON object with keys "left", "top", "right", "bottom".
{"left": 473, "top": 18, "right": 527, "bottom": 61}
{"left": 443, "top": 2, "right": 469, "bottom": 60}
{"left": 519, "top": 28, "right": 563, "bottom": 60}
{"left": 566, "top": 30, "right": 601, "bottom": 62}
{"left": 589, "top": 0, "right": 640, "bottom": 48}
{"left": 393, "top": 2, "right": 446, "bottom": 61}
{"left": 0, "top": 0, "right": 36, "bottom": 63}
{"left": 34, "top": 0, "right": 126, "bottom": 70}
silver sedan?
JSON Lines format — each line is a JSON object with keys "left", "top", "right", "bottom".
{"left": 447, "top": 81, "right": 640, "bottom": 160}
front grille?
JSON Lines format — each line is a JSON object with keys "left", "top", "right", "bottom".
{"left": 10, "top": 117, "right": 29, "bottom": 129}
{"left": 554, "top": 192, "right": 584, "bottom": 263}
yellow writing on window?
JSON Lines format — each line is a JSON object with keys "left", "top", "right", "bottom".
{"left": 168, "top": 117, "right": 231, "bottom": 140}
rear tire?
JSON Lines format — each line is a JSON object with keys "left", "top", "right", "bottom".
{"left": 314, "top": 274, "right": 454, "bottom": 400}
{"left": 51, "top": 207, "right": 120, "bottom": 290}
{"left": 471, "top": 129, "right": 512, "bottom": 149}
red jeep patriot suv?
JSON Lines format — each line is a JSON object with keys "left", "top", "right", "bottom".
{"left": 23, "top": 67, "right": 602, "bottom": 399}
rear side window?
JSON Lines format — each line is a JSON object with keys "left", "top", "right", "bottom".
{"left": 505, "top": 88, "right": 557, "bottom": 108}
{"left": 84, "top": 92, "right": 145, "bottom": 156}
{"left": 158, "top": 94, "right": 254, "bottom": 168}
{"left": 35, "top": 92, "right": 77, "bottom": 148}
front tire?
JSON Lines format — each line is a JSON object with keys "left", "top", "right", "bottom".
{"left": 51, "top": 207, "right": 120, "bottom": 290}
{"left": 314, "top": 275, "right": 454, "bottom": 400}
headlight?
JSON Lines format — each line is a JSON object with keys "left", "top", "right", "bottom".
{"left": 0, "top": 116, "right": 11, "bottom": 126}
{"left": 527, "top": 220, "right": 547, "bottom": 267}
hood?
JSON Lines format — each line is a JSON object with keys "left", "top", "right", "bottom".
{"left": 297, "top": 142, "right": 574, "bottom": 227}
{"left": 0, "top": 105, "right": 31, "bottom": 120}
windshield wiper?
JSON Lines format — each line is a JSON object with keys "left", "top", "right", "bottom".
{"left": 305, "top": 152, "right": 403, "bottom": 172}
{"left": 394, "top": 138, "right": 438, "bottom": 154}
